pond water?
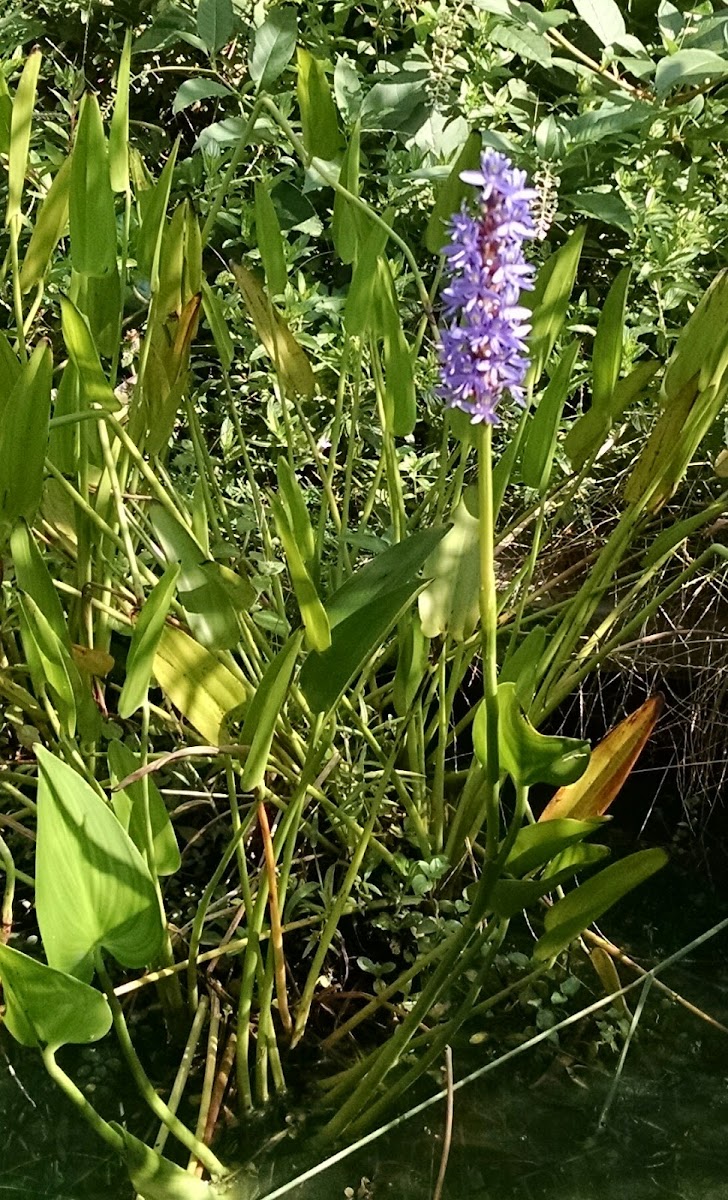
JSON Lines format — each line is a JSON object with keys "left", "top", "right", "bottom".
{"left": 3, "top": 860, "right": 727, "bottom": 1200}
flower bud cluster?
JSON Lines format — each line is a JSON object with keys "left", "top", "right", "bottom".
{"left": 439, "top": 149, "right": 537, "bottom": 424}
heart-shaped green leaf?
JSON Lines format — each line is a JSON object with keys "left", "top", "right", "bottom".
{"left": 0, "top": 942, "right": 112, "bottom": 1050}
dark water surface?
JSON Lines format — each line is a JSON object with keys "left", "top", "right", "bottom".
{"left": 3, "top": 862, "right": 727, "bottom": 1200}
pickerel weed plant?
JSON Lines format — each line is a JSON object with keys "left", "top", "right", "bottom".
{"left": 2, "top": 9, "right": 728, "bottom": 1198}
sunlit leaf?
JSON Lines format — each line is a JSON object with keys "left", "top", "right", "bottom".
{"left": 0, "top": 340, "right": 52, "bottom": 530}
{"left": 231, "top": 262, "right": 315, "bottom": 397}
{"left": 418, "top": 491, "right": 479, "bottom": 641}
{"left": 539, "top": 696, "right": 663, "bottom": 821}
{"left": 6, "top": 49, "right": 41, "bottom": 227}
{"left": 153, "top": 625, "right": 248, "bottom": 744}
{"left": 19, "top": 156, "right": 71, "bottom": 292}
{"left": 35, "top": 747, "right": 164, "bottom": 982}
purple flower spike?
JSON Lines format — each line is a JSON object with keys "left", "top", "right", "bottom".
{"left": 438, "top": 148, "right": 537, "bottom": 424}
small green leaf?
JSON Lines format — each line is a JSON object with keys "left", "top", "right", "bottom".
{"left": 241, "top": 630, "right": 303, "bottom": 791}
{"left": 418, "top": 492, "right": 479, "bottom": 641}
{"left": 136, "top": 140, "right": 180, "bottom": 293}
{"left": 108, "top": 740, "right": 181, "bottom": 876}
{"left": 378, "top": 259, "right": 416, "bottom": 437}
{"left": 270, "top": 492, "right": 330, "bottom": 652}
{"left": 332, "top": 124, "right": 361, "bottom": 265}
{"left": 172, "top": 78, "right": 232, "bottom": 114}
{"left": 277, "top": 457, "right": 317, "bottom": 575}
{"left": 10, "top": 520, "right": 69, "bottom": 647}
{"left": 255, "top": 182, "right": 287, "bottom": 297}
{"left": 249, "top": 7, "right": 298, "bottom": 92}
{"left": 197, "top": 0, "right": 234, "bottom": 55}
{"left": 534, "top": 848, "right": 668, "bottom": 960}
{"left": 18, "top": 594, "right": 79, "bottom": 736}
{"left": 69, "top": 93, "right": 117, "bottom": 277}
{"left": 119, "top": 564, "right": 180, "bottom": 717}
{"left": 0, "top": 943, "right": 112, "bottom": 1050}
{"left": 500, "top": 627, "right": 547, "bottom": 707}
{"left": 343, "top": 213, "right": 393, "bottom": 337}
{"left": 35, "top": 747, "right": 164, "bottom": 982}
{"left": 202, "top": 280, "right": 234, "bottom": 371}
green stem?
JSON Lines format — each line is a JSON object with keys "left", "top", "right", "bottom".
{"left": 42, "top": 1046, "right": 124, "bottom": 1153}
{"left": 478, "top": 424, "right": 500, "bottom": 861}
{"left": 96, "top": 955, "right": 226, "bottom": 1177}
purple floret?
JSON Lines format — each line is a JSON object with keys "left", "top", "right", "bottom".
{"left": 438, "top": 148, "right": 537, "bottom": 424}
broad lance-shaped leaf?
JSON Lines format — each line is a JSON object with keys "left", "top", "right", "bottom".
{"left": 525, "top": 226, "right": 585, "bottom": 387}
{"left": 276, "top": 457, "right": 317, "bottom": 578}
{"left": 491, "top": 845, "right": 610, "bottom": 920}
{"left": 231, "top": 262, "right": 315, "bottom": 397}
{"left": 6, "top": 50, "right": 41, "bottom": 227}
{"left": 149, "top": 502, "right": 250, "bottom": 651}
{"left": 534, "top": 848, "right": 668, "bottom": 961}
{"left": 332, "top": 123, "right": 361, "bottom": 265}
{"left": 153, "top": 625, "right": 248, "bottom": 745}
{"left": 327, "top": 526, "right": 447, "bottom": 629}
{"left": 539, "top": 695, "right": 663, "bottom": 822}
{"left": 0, "top": 943, "right": 112, "bottom": 1050}
{"left": 119, "top": 564, "right": 180, "bottom": 717}
{"left": 521, "top": 340, "right": 579, "bottom": 493}
{"left": 248, "top": 5, "right": 298, "bottom": 92}
{"left": 255, "top": 182, "right": 287, "bottom": 298}
{"left": 108, "top": 740, "right": 181, "bottom": 876}
{"left": 474, "top": 683, "right": 590, "bottom": 788}
{"left": 592, "top": 266, "right": 630, "bottom": 412}
{"left": 20, "top": 155, "right": 72, "bottom": 293}
{"left": 60, "top": 298, "right": 118, "bottom": 410}
{"left": 505, "top": 817, "right": 605, "bottom": 879}
{"left": 0, "top": 340, "right": 52, "bottom": 531}
{"left": 10, "top": 520, "right": 70, "bottom": 647}
{"left": 35, "top": 746, "right": 164, "bottom": 982}
{"left": 18, "top": 594, "right": 79, "bottom": 737}
{"left": 296, "top": 48, "right": 344, "bottom": 163}
{"left": 300, "top": 580, "right": 423, "bottom": 714}
{"left": 269, "top": 491, "right": 330, "bottom": 653}
{"left": 240, "top": 630, "right": 304, "bottom": 792}
{"left": 109, "top": 29, "right": 131, "bottom": 193}
{"left": 69, "top": 93, "right": 117, "bottom": 277}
